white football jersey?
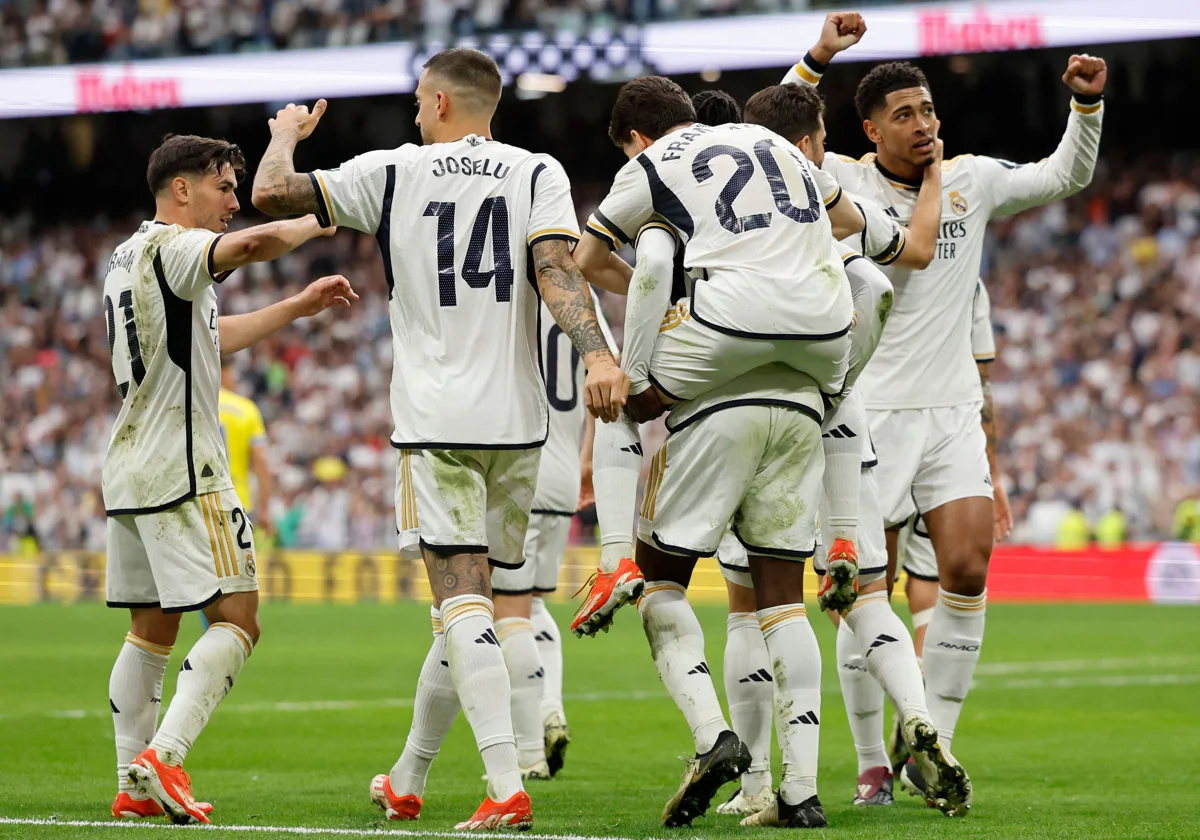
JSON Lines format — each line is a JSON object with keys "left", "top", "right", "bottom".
{"left": 824, "top": 104, "right": 1102, "bottom": 410}
{"left": 534, "top": 293, "right": 616, "bottom": 514}
{"left": 102, "top": 221, "right": 232, "bottom": 514}
{"left": 971, "top": 279, "right": 996, "bottom": 363}
{"left": 585, "top": 122, "right": 852, "bottom": 340}
{"left": 311, "top": 136, "right": 580, "bottom": 449}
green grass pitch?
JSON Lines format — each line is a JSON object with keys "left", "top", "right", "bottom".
{"left": 1, "top": 600, "right": 1198, "bottom": 839}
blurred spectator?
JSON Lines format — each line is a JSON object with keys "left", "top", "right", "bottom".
{"left": 4, "top": 155, "right": 1200, "bottom": 549}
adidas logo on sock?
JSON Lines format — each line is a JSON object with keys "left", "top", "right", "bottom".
{"left": 620, "top": 442, "right": 644, "bottom": 456}
{"left": 475, "top": 629, "right": 500, "bottom": 646}
{"left": 687, "top": 662, "right": 711, "bottom": 676}
{"left": 865, "top": 633, "right": 899, "bottom": 657}
{"left": 180, "top": 659, "right": 193, "bottom": 672}
{"left": 821, "top": 424, "right": 857, "bottom": 439}
{"left": 110, "top": 699, "right": 120, "bottom": 714}
{"left": 440, "top": 660, "right": 449, "bottom": 667}
{"left": 738, "top": 668, "right": 773, "bottom": 683}
{"left": 788, "top": 711, "right": 820, "bottom": 726}
{"left": 529, "top": 668, "right": 545, "bottom": 679}
{"left": 534, "top": 631, "right": 555, "bottom": 643}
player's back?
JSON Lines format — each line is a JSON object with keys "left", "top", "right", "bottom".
{"left": 313, "top": 136, "right": 580, "bottom": 449}
{"left": 102, "top": 221, "right": 230, "bottom": 514}
{"left": 602, "top": 122, "right": 851, "bottom": 339}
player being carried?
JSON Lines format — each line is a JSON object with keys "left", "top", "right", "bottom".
{"left": 250, "top": 48, "right": 628, "bottom": 830}
{"left": 571, "top": 75, "right": 867, "bottom": 635}
{"left": 105, "top": 134, "right": 357, "bottom": 824}
{"left": 785, "top": 11, "right": 1105, "bottom": 805}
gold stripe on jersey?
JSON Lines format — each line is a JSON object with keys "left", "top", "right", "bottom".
{"left": 219, "top": 508, "right": 239, "bottom": 576}
{"left": 792, "top": 61, "right": 822, "bottom": 85}
{"left": 1071, "top": 99, "right": 1102, "bottom": 115}
{"left": 313, "top": 172, "right": 336, "bottom": 226}
{"left": 400, "top": 451, "right": 419, "bottom": 531}
{"left": 823, "top": 185, "right": 843, "bottom": 209}
{"left": 203, "top": 235, "right": 221, "bottom": 281}
{"left": 199, "top": 495, "right": 228, "bottom": 578}
{"left": 636, "top": 220, "right": 676, "bottom": 245}
{"left": 586, "top": 219, "right": 619, "bottom": 248}
{"left": 125, "top": 633, "right": 172, "bottom": 656}
{"left": 527, "top": 228, "right": 580, "bottom": 245}
{"left": 659, "top": 303, "right": 690, "bottom": 333}
{"left": 212, "top": 498, "right": 236, "bottom": 577}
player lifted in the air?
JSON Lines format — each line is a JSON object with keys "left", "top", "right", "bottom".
{"left": 571, "top": 75, "right": 865, "bottom": 635}
{"left": 250, "top": 48, "right": 628, "bottom": 830}
{"left": 105, "top": 134, "right": 357, "bottom": 824}
{"left": 786, "top": 16, "right": 1105, "bottom": 807}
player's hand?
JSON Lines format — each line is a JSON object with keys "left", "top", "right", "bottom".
{"left": 1062, "top": 54, "right": 1106, "bottom": 96}
{"left": 269, "top": 99, "right": 328, "bottom": 141}
{"left": 583, "top": 356, "right": 629, "bottom": 423}
{"left": 292, "top": 274, "right": 360, "bottom": 316}
{"left": 812, "top": 11, "right": 867, "bottom": 64}
{"left": 993, "top": 478, "right": 1013, "bottom": 543}
{"left": 626, "top": 385, "right": 670, "bottom": 424}
{"left": 925, "top": 119, "right": 944, "bottom": 174}
{"left": 577, "top": 458, "right": 595, "bottom": 511}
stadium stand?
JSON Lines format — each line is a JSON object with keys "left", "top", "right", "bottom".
{"left": 3, "top": 156, "right": 1200, "bottom": 551}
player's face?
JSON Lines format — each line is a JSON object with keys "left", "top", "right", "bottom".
{"left": 869, "top": 87, "right": 937, "bottom": 168}
{"left": 191, "top": 165, "right": 240, "bottom": 233}
{"left": 621, "top": 129, "right": 654, "bottom": 160}
{"left": 799, "top": 117, "right": 827, "bottom": 167}
{"left": 414, "top": 71, "right": 440, "bottom": 145}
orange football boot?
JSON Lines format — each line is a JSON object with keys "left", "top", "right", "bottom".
{"left": 112, "top": 791, "right": 212, "bottom": 820}
{"left": 370, "top": 774, "right": 423, "bottom": 820}
{"left": 455, "top": 791, "right": 533, "bottom": 831}
{"left": 818, "top": 537, "right": 860, "bottom": 613}
{"left": 127, "top": 748, "right": 210, "bottom": 824}
{"left": 570, "top": 557, "right": 644, "bottom": 637}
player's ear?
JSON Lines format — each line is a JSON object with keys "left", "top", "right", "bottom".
{"left": 436, "top": 89, "right": 450, "bottom": 122}
{"left": 862, "top": 119, "right": 883, "bottom": 145}
{"left": 799, "top": 135, "right": 813, "bottom": 160}
{"left": 172, "top": 175, "right": 189, "bottom": 205}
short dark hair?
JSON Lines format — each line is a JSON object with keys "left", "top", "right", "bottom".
{"left": 423, "top": 47, "right": 502, "bottom": 112}
{"left": 691, "top": 90, "right": 741, "bottom": 126}
{"left": 854, "top": 61, "right": 930, "bottom": 121}
{"left": 608, "top": 76, "right": 696, "bottom": 148}
{"left": 743, "top": 84, "right": 825, "bottom": 145}
{"left": 146, "top": 134, "right": 245, "bottom": 196}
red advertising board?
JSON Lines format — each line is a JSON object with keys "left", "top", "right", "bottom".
{"left": 987, "top": 542, "right": 1200, "bottom": 604}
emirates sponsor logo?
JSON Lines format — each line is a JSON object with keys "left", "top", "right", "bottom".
{"left": 76, "top": 67, "right": 181, "bottom": 113}
{"left": 918, "top": 9, "right": 1045, "bottom": 56}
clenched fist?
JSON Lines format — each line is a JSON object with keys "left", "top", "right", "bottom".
{"left": 1062, "top": 54, "right": 1107, "bottom": 97}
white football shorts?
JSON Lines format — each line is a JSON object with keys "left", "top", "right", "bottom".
{"left": 812, "top": 466, "right": 888, "bottom": 587}
{"left": 896, "top": 515, "right": 939, "bottom": 582}
{"left": 106, "top": 488, "right": 259, "bottom": 613}
{"left": 638, "top": 404, "right": 823, "bottom": 561}
{"left": 492, "top": 511, "right": 574, "bottom": 595}
{"left": 649, "top": 299, "right": 851, "bottom": 402}
{"left": 395, "top": 448, "right": 540, "bottom": 570}
{"left": 868, "top": 403, "right": 993, "bottom": 528}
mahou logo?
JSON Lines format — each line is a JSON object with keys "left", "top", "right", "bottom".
{"left": 76, "top": 67, "right": 181, "bottom": 112}
{"left": 918, "top": 8, "right": 1046, "bottom": 56}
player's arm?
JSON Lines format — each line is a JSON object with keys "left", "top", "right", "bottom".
{"left": 781, "top": 11, "right": 866, "bottom": 86}
{"left": 578, "top": 159, "right": 657, "bottom": 295}
{"left": 578, "top": 411, "right": 597, "bottom": 510}
{"left": 810, "top": 165, "right": 864, "bottom": 241}
{"left": 250, "top": 443, "right": 274, "bottom": 536}
{"left": 972, "top": 280, "right": 1011, "bottom": 541}
{"left": 534, "top": 240, "right": 629, "bottom": 423}
{"left": 574, "top": 233, "right": 634, "bottom": 295}
{"left": 219, "top": 274, "right": 359, "bottom": 355}
{"left": 623, "top": 224, "right": 677, "bottom": 396}
{"left": 210, "top": 215, "right": 335, "bottom": 274}
{"left": 251, "top": 100, "right": 328, "bottom": 218}
{"left": 987, "top": 56, "right": 1106, "bottom": 218}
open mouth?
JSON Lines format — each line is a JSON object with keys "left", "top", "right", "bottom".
{"left": 914, "top": 139, "right": 934, "bottom": 154}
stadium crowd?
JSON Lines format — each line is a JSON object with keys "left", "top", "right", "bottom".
{"left": 3, "top": 156, "right": 1200, "bottom": 552}
{"left": 0, "top": 0, "right": 901, "bottom": 67}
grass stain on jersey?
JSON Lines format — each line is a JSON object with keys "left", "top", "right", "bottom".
{"left": 428, "top": 451, "right": 485, "bottom": 539}
{"left": 817, "top": 260, "right": 844, "bottom": 292}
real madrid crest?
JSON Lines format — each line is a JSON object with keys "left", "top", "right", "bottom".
{"left": 949, "top": 190, "right": 968, "bottom": 217}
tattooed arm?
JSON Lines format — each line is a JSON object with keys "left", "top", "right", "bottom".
{"left": 979, "top": 361, "right": 1013, "bottom": 541}
{"left": 533, "top": 239, "right": 629, "bottom": 422}
{"left": 251, "top": 100, "right": 326, "bottom": 217}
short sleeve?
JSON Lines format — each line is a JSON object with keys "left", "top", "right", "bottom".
{"left": 527, "top": 157, "right": 581, "bottom": 248}
{"left": 248, "top": 401, "right": 268, "bottom": 446}
{"left": 971, "top": 280, "right": 996, "bottom": 362}
{"left": 310, "top": 146, "right": 415, "bottom": 234}
{"left": 585, "top": 157, "right": 655, "bottom": 250}
{"left": 857, "top": 199, "right": 906, "bottom": 266}
{"left": 158, "top": 227, "right": 226, "bottom": 301}
{"left": 812, "top": 166, "right": 843, "bottom": 210}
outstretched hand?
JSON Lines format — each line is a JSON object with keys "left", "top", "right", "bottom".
{"left": 292, "top": 274, "right": 359, "bottom": 317}
{"left": 1062, "top": 54, "right": 1107, "bottom": 96}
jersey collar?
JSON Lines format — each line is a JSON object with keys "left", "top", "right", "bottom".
{"left": 873, "top": 159, "right": 923, "bottom": 191}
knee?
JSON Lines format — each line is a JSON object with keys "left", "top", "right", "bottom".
{"left": 129, "top": 610, "right": 181, "bottom": 648}
{"left": 939, "top": 547, "right": 990, "bottom": 597}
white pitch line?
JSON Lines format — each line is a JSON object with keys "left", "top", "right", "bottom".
{"left": 975, "top": 654, "right": 1199, "bottom": 676}
{"left": 979, "top": 672, "right": 1200, "bottom": 691}
{"left": 0, "top": 819, "right": 635, "bottom": 840}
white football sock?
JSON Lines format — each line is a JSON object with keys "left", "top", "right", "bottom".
{"left": 835, "top": 620, "right": 888, "bottom": 774}
{"left": 531, "top": 598, "right": 564, "bottom": 720}
{"left": 111, "top": 633, "right": 171, "bottom": 792}
{"left": 594, "top": 413, "right": 641, "bottom": 573}
{"left": 921, "top": 588, "right": 986, "bottom": 752}
{"left": 390, "top": 606, "right": 459, "bottom": 797}
{"left": 150, "top": 622, "right": 252, "bottom": 766}
{"left": 496, "top": 616, "right": 546, "bottom": 769}
{"left": 845, "top": 591, "right": 930, "bottom": 721}
{"left": 724, "top": 612, "right": 773, "bottom": 795}
{"left": 759, "top": 604, "right": 821, "bottom": 805}
{"left": 821, "top": 403, "right": 863, "bottom": 544}
{"left": 639, "top": 581, "right": 727, "bottom": 753}
{"left": 441, "top": 594, "right": 522, "bottom": 802}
